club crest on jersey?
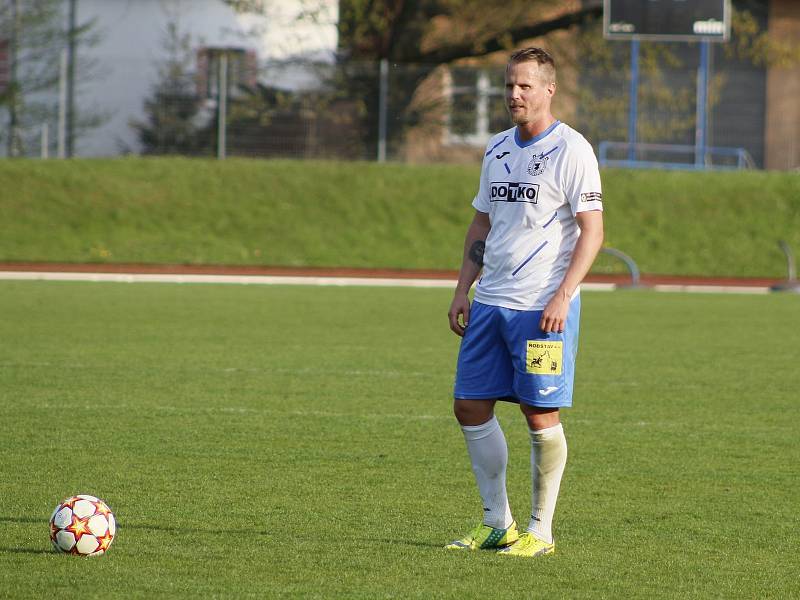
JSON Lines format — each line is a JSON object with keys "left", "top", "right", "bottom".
{"left": 527, "top": 146, "right": 559, "bottom": 177}
{"left": 490, "top": 181, "right": 540, "bottom": 204}
{"left": 527, "top": 155, "right": 549, "bottom": 176}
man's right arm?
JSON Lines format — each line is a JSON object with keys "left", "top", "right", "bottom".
{"left": 448, "top": 210, "right": 491, "bottom": 337}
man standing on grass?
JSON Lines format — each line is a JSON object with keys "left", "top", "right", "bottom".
{"left": 445, "top": 47, "right": 604, "bottom": 557}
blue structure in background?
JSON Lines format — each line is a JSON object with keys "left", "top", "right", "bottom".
{"left": 605, "top": 39, "right": 752, "bottom": 171}
{"left": 627, "top": 39, "right": 639, "bottom": 164}
{"left": 602, "top": 0, "right": 743, "bottom": 170}
{"left": 695, "top": 41, "right": 710, "bottom": 168}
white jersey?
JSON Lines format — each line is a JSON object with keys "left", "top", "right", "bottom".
{"left": 472, "top": 121, "right": 603, "bottom": 310}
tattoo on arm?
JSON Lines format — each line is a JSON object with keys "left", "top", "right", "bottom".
{"left": 468, "top": 241, "right": 485, "bottom": 267}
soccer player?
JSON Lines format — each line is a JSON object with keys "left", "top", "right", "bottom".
{"left": 445, "top": 47, "right": 604, "bottom": 557}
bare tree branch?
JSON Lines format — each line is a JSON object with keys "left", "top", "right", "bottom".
{"left": 401, "top": 3, "right": 603, "bottom": 63}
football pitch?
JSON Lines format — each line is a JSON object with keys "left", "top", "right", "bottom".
{"left": 0, "top": 281, "right": 798, "bottom": 598}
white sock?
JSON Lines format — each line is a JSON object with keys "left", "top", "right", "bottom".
{"left": 528, "top": 423, "right": 567, "bottom": 543}
{"left": 460, "top": 416, "right": 514, "bottom": 529}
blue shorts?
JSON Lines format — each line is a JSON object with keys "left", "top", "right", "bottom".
{"left": 453, "top": 297, "right": 581, "bottom": 408}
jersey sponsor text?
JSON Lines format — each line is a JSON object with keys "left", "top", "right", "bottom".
{"left": 491, "top": 181, "right": 540, "bottom": 204}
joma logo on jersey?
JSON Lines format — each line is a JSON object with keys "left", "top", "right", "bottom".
{"left": 490, "top": 182, "right": 540, "bottom": 204}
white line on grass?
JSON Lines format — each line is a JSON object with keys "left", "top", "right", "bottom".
{"left": 21, "top": 402, "right": 452, "bottom": 421}
{"left": 652, "top": 283, "right": 770, "bottom": 295}
{"left": 0, "top": 270, "right": 772, "bottom": 294}
{"left": 221, "top": 367, "right": 434, "bottom": 378}
{"left": 0, "top": 271, "right": 457, "bottom": 288}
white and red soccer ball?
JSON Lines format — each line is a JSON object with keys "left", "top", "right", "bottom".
{"left": 49, "top": 495, "right": 116, "bottom": 556}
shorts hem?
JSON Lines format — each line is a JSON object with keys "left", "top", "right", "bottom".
{"left": 516, "top": 396, "right": 573, "bottom": 409}
{"left": 453, "top": 390, "right": 513, "bottom": 401}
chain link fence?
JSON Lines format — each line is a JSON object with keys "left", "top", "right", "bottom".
{"left": 0, "top": 44, "right": 785, "bottom": 169}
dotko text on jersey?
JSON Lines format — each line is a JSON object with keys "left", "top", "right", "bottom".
{"left": 490, "top": 181, "right": 540, "bottom": 204}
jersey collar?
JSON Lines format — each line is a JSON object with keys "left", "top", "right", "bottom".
{"left": 514, "top": 120, "right": 561, "bottom": 148}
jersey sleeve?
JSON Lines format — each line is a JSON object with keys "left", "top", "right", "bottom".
{"left": 471, "top": 142, "right": 494, "bottom": 214}
{"left": 562, "top": 139, "right": 603, "bottom": 215}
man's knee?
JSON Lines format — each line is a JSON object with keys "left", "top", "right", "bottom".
{"left": 520, "top": 404, "right": 560, "bottom": 430}
{"left": 454, "top": 398, "right": 496, "bottom": 426}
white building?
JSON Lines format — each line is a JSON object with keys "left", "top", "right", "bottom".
{"left": 74, "top": 0, "right": 338, "bottom": 156}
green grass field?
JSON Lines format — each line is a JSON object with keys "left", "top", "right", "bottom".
{"left": 1, "top": 281, "right": 798, "bottom": 598}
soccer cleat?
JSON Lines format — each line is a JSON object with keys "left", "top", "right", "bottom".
{"left": 445, "top": 521, "right": 519, "bottom": 551}
{"left": 496, "top": 532, "right": 555, "bottom": 557}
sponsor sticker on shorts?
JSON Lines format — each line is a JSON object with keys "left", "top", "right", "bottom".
{"left": 526, "top": 341, "right": 563, "bottom": 375}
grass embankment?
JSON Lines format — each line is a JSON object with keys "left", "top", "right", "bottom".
{"left": 1, "top": 158, "right": 798, "bottom": 277}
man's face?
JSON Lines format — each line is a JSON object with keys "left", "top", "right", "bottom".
{"left": 505, "top": 61, "right": 555, "bottom": 126}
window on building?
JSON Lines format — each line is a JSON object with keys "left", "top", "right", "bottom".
{"left": 445, "top": 67, "right": 508, "bottom": 146}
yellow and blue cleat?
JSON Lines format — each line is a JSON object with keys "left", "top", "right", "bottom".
{"left": 445, "top": 521, "right": 519, "bottom": 551}
{"left": 496, "top": 532, "right": 555, "bottom": 557}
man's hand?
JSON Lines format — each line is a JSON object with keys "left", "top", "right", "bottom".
{"left": 448, "top": 292, "right": 471, "bottom": 337}
{"left": 540, "top": 210, "right": 603, "bottom": 334}
{"left": 539, "top": 289, "right": 570, "bottom": 333}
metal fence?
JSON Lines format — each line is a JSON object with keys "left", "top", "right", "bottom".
{"left": 0, "top": 44, "right": 786, "bottom": 169}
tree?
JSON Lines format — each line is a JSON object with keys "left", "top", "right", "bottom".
{"left": 220, "top": 0, "right": 798, "bottom": 163}
{"left": 130, "top": 20, "right": 208, "bottom": 156}
{"left": 0, "top": 0, "right": 63, "bottom": 156}
{"left": 216, "top": 1, "right": 604, "bottom": 158}
{"left": 219, "top": 1, "right": 601, "bottom": 61}
{"left": 336, "top": 0, "right": 602, "bottom": 62}
{"left": 0, "top": 0, "right": 102, "bottom": 157}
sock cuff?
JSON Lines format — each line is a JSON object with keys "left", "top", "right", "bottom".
{"left": 461, "top": 415, "right": 500, "bottom": 441}
{"left": 529, "top": 422, "right": 564, "bottom": 440}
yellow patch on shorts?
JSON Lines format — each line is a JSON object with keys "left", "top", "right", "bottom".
{"left": 526, "top": 341, "right": 563, "bottom": 375}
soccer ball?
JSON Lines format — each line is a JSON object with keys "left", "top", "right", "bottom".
{"left": 49, "top": 494, "right": 116, "bottom": 556}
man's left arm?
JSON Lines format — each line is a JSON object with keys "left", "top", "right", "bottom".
{"left": 539, "top": 210, "right": 604, "bottom": 333}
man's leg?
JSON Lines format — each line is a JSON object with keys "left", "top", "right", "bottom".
{"left": 449, "top": 302, "right": 518, "bottom": 549}
{"left": 497, "top": 298, "right": 578, "bottom": 557}
{"left": 497, "top": 405, "right": 564, "bottom": 557}
{"left": 446, "top": 398, "right": 518, "bottom": 550}
{"left": 453, "top": 397, "right": 496, "bottom": 426}
{"left": 453, "top": 399, "right": 513, "bottom": 529}
{"left": 522, "top": 405, "right": 566, "bottom": 545}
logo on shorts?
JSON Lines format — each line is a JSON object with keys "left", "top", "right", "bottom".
{"left": 490, "top": 182, "right": 539, "bottom": 204}
{"left": 526, "top": 341, "right": 563, "bottom": 375}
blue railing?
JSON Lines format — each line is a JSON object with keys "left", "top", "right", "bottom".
{"left": 598, "top": 141, "right": 755, "bottom": 171}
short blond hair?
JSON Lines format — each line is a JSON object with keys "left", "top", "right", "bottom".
{"left": 508, "top": 47, "right": 556, "bottom": 84}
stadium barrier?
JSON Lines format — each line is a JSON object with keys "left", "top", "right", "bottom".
{"left": 771, "top": 241, "right": 800, "bottom": 293}
{"left": 600, "top": 247, "right": 645, "bottom": 288}
{"left": 598, "top": 141, "right": 755, "bottom": 171}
